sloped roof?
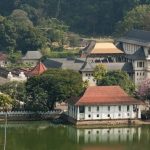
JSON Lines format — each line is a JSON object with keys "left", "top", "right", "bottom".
{"left": 22, "top": 51, "right": 42, "bottom": 60}
{"left": 72, "top": 86, "right": 141, "bottom": 106}
{"left": 80, "top": 62, "right": 133, "bottom": 73}
{"left": 90, "top": 43, "right": 124, "bottom": 54}
{"left": 125, "top": 48, "right": 146, "bottom": 60}
{"left": 28, "top": 61, "right": 47, "bottom": 76}
{"left": 43, "top": 58, "right": 84, "bottom": 71}
{"left": 118, "top": 29, "right": 150, "bottom": 47}
{"left": 81, "top": 41, "right": 96, "bottom": 56}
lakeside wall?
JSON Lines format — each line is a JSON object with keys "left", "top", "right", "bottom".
{"left": 0, "top": 110, "right": 62, "bottom": 121}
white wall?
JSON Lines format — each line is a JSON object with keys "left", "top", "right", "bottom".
{"left": 68, "top": 105, "right": 141, "bottom": 120}
{"left": 83, "top": 105, "right": 137, "bottom": 120}
{"left": 82, "top": 72, "right": 96, "bottom": 86}
{"left": 123, "top": 43, "right": 140, "bottom": 54}
{"left": 132, "top": 60, "right": 146, "bottom": 85}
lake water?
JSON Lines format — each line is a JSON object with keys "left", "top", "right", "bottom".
{"left": 0, "top": 122, "right": 150, "bottom": 150}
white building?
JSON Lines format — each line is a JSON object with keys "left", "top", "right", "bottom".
{"left": 117, "top": 29, "right": 150, "bottom": 85}
{"left": 68, "top": 86, "right": 141, "bottom": 124}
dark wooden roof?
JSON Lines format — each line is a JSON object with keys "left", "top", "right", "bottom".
{"left": 118, "top": 29, "right": 150, "bottom": 47}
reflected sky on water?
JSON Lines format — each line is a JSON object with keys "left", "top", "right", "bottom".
{"left": 0, "top": 122, "right": 150, "bottom": 150}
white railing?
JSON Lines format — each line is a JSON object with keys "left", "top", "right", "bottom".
{"left": 0, "top": 110, "right": 62, "bottom": 116}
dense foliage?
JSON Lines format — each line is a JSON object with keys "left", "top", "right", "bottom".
{"left": 0, "top": 93, "right": 12, "bottom": 110}
{"left": 117, "top": 4, "right": 150, "bottom": 35}
{"left": 0, "top": 81, "right": 26, "bottom": 110}
{"left": 0, "top": 0, "right": 150, "bottom": 36}
{"left": 25, "top": 69, "right": 84, "bottom": 111}
{"left": 94, "top": 68, "right": 135, "bottom": 95}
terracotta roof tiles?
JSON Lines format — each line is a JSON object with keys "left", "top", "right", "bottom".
{"left": 29, "top": 61, "right": 47, "bottom": 76}
{"left": 73, "top": 86, "right": 141, "bottom": 106}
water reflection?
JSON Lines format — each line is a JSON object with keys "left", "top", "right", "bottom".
{"left": 67, "top": 126, "right": 142, "bottom": 144}
{"left": 0, "top": 122, "right": 150, "bottom": 150}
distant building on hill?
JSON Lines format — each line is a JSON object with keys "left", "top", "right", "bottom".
{"left": 22, "top": 51, "right": 42, "bottom": 67}
{"left": 27, "top": 61, "right": 47, "bottom": 77}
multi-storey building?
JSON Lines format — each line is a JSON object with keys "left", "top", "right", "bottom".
{"left": 117, "top": 29, "right": 150, "bottom": 85}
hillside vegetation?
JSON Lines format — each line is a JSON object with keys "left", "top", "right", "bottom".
{"left": 0, "top": 0, "right": 150, "bottom": 54}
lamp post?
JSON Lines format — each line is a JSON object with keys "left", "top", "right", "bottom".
{"left": 3, "top": 108, "right": 7, "bottom": 150}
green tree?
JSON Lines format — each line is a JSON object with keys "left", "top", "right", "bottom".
{"left": 0, "top": 81, "right": 26, "bottom": 110}
{"left": 0, "top": 93, "right": 12, "bottom": 110}
{"left": 26, "top": 69, "right": 84, "bottom": 111}
{"left": 93, "top": 64, "right": 107, "bottom": 82}
{"left": 99, "top": 71, "right": 135, "bottom": 95}
{"left": 0, "top": 17, "right": 17, "bottom": 51}
{"left": 9, "top": 9, "right": 33, "bottom": 27}
{"left": 116, "top": 5, "right": 150, "bottom": 35}
{"left": 8, "top": 51, "right": 22, "bottom": 64}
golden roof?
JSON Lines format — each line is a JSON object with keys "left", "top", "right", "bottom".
{"left": 90, "top": 43, "right": 123, "bottom": 54}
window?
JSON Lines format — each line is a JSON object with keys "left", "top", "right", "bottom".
{"left": 127, "top": 113, "right": 130, "bottom": 116}
{"left": 127, "top": 105, "right": 129, "bottom": 111}
{"left": 108, "top": 114, "right": 110, "bottom": 117}
{"left": 88, "top": 106, "right": 91, "bottom": 112}
{"left": 119, "top": 106, "right": 121, "bottom": 111}
{"left": 108, "top": 106, "right": 110, "bottom": 111}
{"left": 97, "top": 106, "right": 99, "bottom": 111}
{"left": 137, "top": 61, "right": 144, "bottom": 68}
{"left": 88, "top": 114, "right": 91, "bottom": 118}
{"left": 118, "top": 114, "right": 121, "bottom": 117}
{"left": 97, "top": 114, "right": 99, "bottom": 118}
{"left": 79, "top": 106, "right": 85, "bottom": 113}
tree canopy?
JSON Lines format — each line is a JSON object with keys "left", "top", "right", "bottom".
{"left": 117, "top": 4, "right": 150, "bottom": 35}
{"left": 25, "top": 69, "right": 84, "bottom": 111}
{"left": 0, "top": 93, "right": 12, "bottom": 110}
{"left": 98, "top": 70, "right": 135, "bottom": 95}
{"left": 0, "top": 0, "right": 149, "bottom": 36}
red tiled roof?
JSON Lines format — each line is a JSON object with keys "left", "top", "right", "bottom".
{"left": 74, "top": 86, "right": 141, "bottom": 106}
{"left": 29, "top": 61, "right": 47, "bottom": 76}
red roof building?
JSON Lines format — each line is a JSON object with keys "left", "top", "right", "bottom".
{"left": 68, "top": 86, "right": 142, "bottom": 123}
{"left": 28, "top": 61, "right": 47, "bottom": 76}
{"left": 75, "top": 86, "right": 141, "bottom": 106}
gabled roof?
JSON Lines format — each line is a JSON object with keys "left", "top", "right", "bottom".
{"left": 71, "top": 86, "right": 141, "bottom": 106}
{"left": 80, "top": 61, "right": 95, "bottom": 72}
{"left": 118, "top": 29, "right": 150, "bottom": 47}
{"left": 28, "top": 61, "right": 47, "bottom": 76}
{"left": 22, "top": 51, "right": 42, "bottom": 60}
{"left": 90, "top": 43, "right": 124, "bottom": 54}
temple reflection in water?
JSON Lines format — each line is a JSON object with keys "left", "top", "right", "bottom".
{"left": 67, "top": 126, "right": 141, "bottom": 144}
